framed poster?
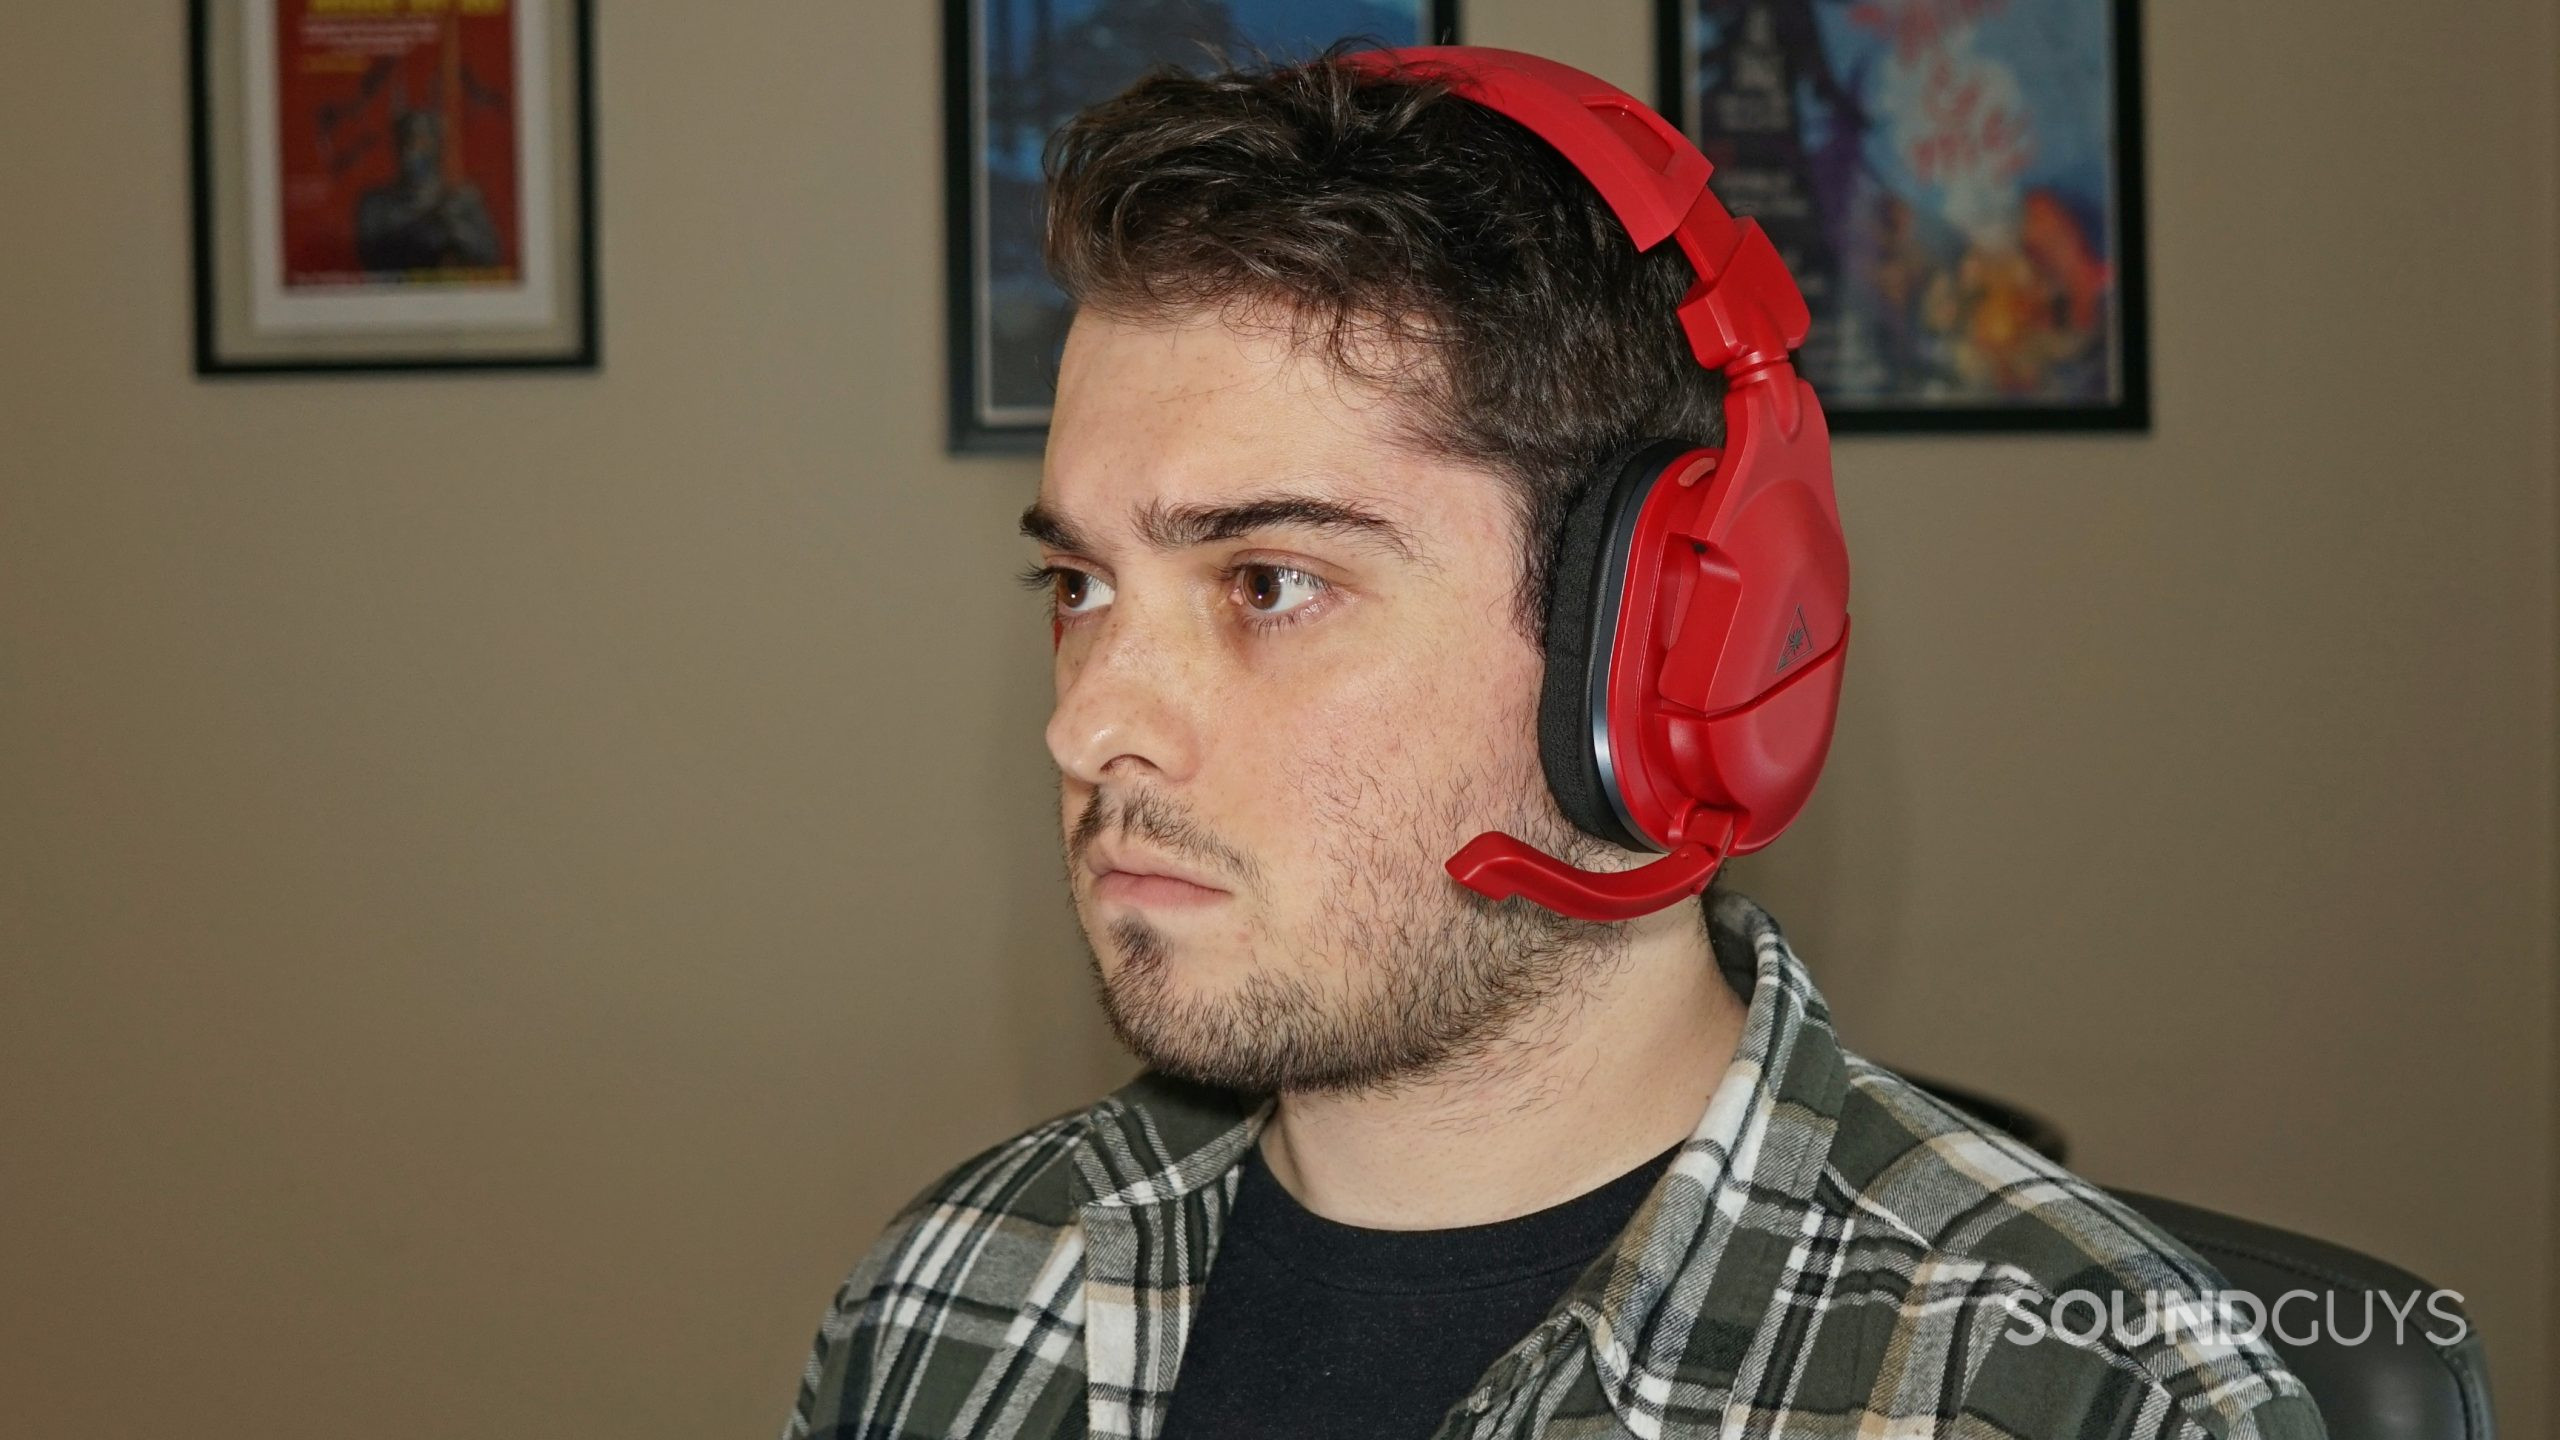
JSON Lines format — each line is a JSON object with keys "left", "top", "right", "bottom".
{"left": 1658, "top": 0, "right": 2149, "bottom": 431}
{"left": 946, "top": 0, "right": 1462, "bottom": 453}
{"left": 190, "top": 0, "right": 598, "bottom": 375}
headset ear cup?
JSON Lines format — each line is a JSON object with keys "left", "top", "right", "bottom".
{"left": 1537, "top": 441, "right": 1693, "bottom": 852}
{"left": 1538, "top": 468, "right": 1626, "bottom": 844}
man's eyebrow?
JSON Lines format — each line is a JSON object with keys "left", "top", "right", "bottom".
{"left": 1018, "top": 492, "right": 1426, "bottom": 564}
{"left": 1016, "top": 502, "right": 1093, "bottom": 555}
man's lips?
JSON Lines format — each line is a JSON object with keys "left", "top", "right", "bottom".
{"left": 1084, "top": 844, "right": 1231, "bottom": 909}
{"left": 1092, "top": 870, "right": 1231, "bottom": 908}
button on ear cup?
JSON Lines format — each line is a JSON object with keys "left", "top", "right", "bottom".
{"left": 1537, "top": 440, "right": 1696, "bottom": 852}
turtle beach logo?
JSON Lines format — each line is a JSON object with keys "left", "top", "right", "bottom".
{"left": 1774, "top": 605, "right": 1813, "bottom": 675}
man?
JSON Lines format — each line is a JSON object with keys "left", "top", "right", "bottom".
{"left": 784, "top": 48, "right": 2323, "bottom": 1440}
{"left": 355, "top": 110, "right": 503, "bottom": 275}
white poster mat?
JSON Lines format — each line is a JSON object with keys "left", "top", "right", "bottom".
{"left": 242, "top": 0, "right": 557, "bottom": 334}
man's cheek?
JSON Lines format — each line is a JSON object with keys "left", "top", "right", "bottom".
{"left": 1286, "top": 668, "right": 1440, "bottom": 777}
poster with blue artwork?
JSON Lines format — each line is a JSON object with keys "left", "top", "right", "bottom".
{"left": 1658, "top": 0, "right": 2148, "bottom": 430}
{"left": 947, "top": 0, "right": 1461, "bottom": 451}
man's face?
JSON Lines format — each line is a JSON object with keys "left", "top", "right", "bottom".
{"left": 397, "top": 114, "right": 442, "bottom": 187}
{"left": 1030, "top": 307, "right": 1624, "bottom": 1097}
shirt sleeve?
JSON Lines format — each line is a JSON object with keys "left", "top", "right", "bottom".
{"left": 778, "top": 1207, "right": 926, "bottom": 1440}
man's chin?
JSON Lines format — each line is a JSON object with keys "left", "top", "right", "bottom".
{"left": 1083, "top": 921, "right": 1278, "bottom": 1081}
{"left": 1093, "top": 1004, "right": 1301, "bottom": 1096}
{"left": 1084, "top": 939, "right": 1428, "bottom": 1096}
{"left": 1082, "top": 912, "right": 1269, "bottom": 1001}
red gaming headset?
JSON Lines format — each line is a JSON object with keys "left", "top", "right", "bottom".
{"left": 1335, "top": 47, "right": 1854, "bottom": 923}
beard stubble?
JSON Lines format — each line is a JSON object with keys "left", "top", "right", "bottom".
{"left": 1067, "top": 742, "right": 1636, "bottom": 1098}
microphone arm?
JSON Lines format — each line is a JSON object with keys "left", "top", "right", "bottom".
{"left": 1444, "top": 811, "right": 1737, "bottom": 922}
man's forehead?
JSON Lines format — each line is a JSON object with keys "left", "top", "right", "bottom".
{"left": 1037, "top": 310, "right": 1511, "bottom": 560}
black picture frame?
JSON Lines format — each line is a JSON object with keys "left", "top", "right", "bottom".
{"left": 189, "top": 0, "right": 600, "bottom": 376}
{"left": 944, "top": 0, "right": 1462, "bottom": 454}
{"left": 1655, "top": 0, "right": 2149, "bottom": 433}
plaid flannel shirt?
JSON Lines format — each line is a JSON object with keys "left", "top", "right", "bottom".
{"left": 783, "top": 889, "right": 2326, "bottom": 1439}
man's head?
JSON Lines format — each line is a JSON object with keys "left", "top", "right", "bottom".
{"left": 1026, "top": 50, "right": 1728, "bottom": 1097}
{"left": 394, "top": 110, "right": 444, "bottom": 188}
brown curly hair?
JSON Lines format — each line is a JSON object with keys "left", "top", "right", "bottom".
{"left": 1041, "top": 42, "right": 1727, "bottom": 641}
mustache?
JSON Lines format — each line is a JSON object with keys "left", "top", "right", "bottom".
{"left": 1069, "top": 787, "right": 1263, "bottom": 891}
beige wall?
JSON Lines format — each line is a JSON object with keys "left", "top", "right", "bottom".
{"left": 2, "top": 3, "right": 2551, "bottom": 1435}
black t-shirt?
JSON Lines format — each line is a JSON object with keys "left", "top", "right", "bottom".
{"left": 1157, "top": 1135, "right": 1683, "bottom": 1440}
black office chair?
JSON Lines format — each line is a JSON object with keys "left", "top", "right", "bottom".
{"left": 1900, "top": 1072, "right": 2495, "bottom": 1438}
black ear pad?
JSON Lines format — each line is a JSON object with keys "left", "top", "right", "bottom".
{"left": 1536, "top": 439, "right": 1697, "bottom": 852}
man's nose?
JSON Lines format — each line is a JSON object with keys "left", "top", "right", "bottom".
{"left": 1044, "top": 605, "right": 1203, "bottom": 787}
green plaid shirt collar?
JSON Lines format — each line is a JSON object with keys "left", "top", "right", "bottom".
{"left": 787, "top": 888, "right": 2322, "bottom": 1439}
{"left": 1059, "top": 888, "right": 1847, "bottom": 1437}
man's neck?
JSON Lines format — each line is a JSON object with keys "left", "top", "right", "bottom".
{"left": 1254, "top": 908, "right": 1748, "bottom": 1230}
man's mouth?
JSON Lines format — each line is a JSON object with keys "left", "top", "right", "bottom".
{"left": 1091, "top": 870, "right": 1232, "bottom": 909}
{"left": 1084, "top": 841, "right": 1232, "bottom": 909}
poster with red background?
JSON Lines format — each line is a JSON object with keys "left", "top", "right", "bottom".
{"left": 272, "top": 0, "right": 521, "bottom": 288}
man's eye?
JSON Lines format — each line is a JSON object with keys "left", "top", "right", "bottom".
{"left": 1235, "top": 564, "right": 1325, "bottom": 617}
{"left": 1054, "top": 569, "right": 1114, "bottom": 615}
